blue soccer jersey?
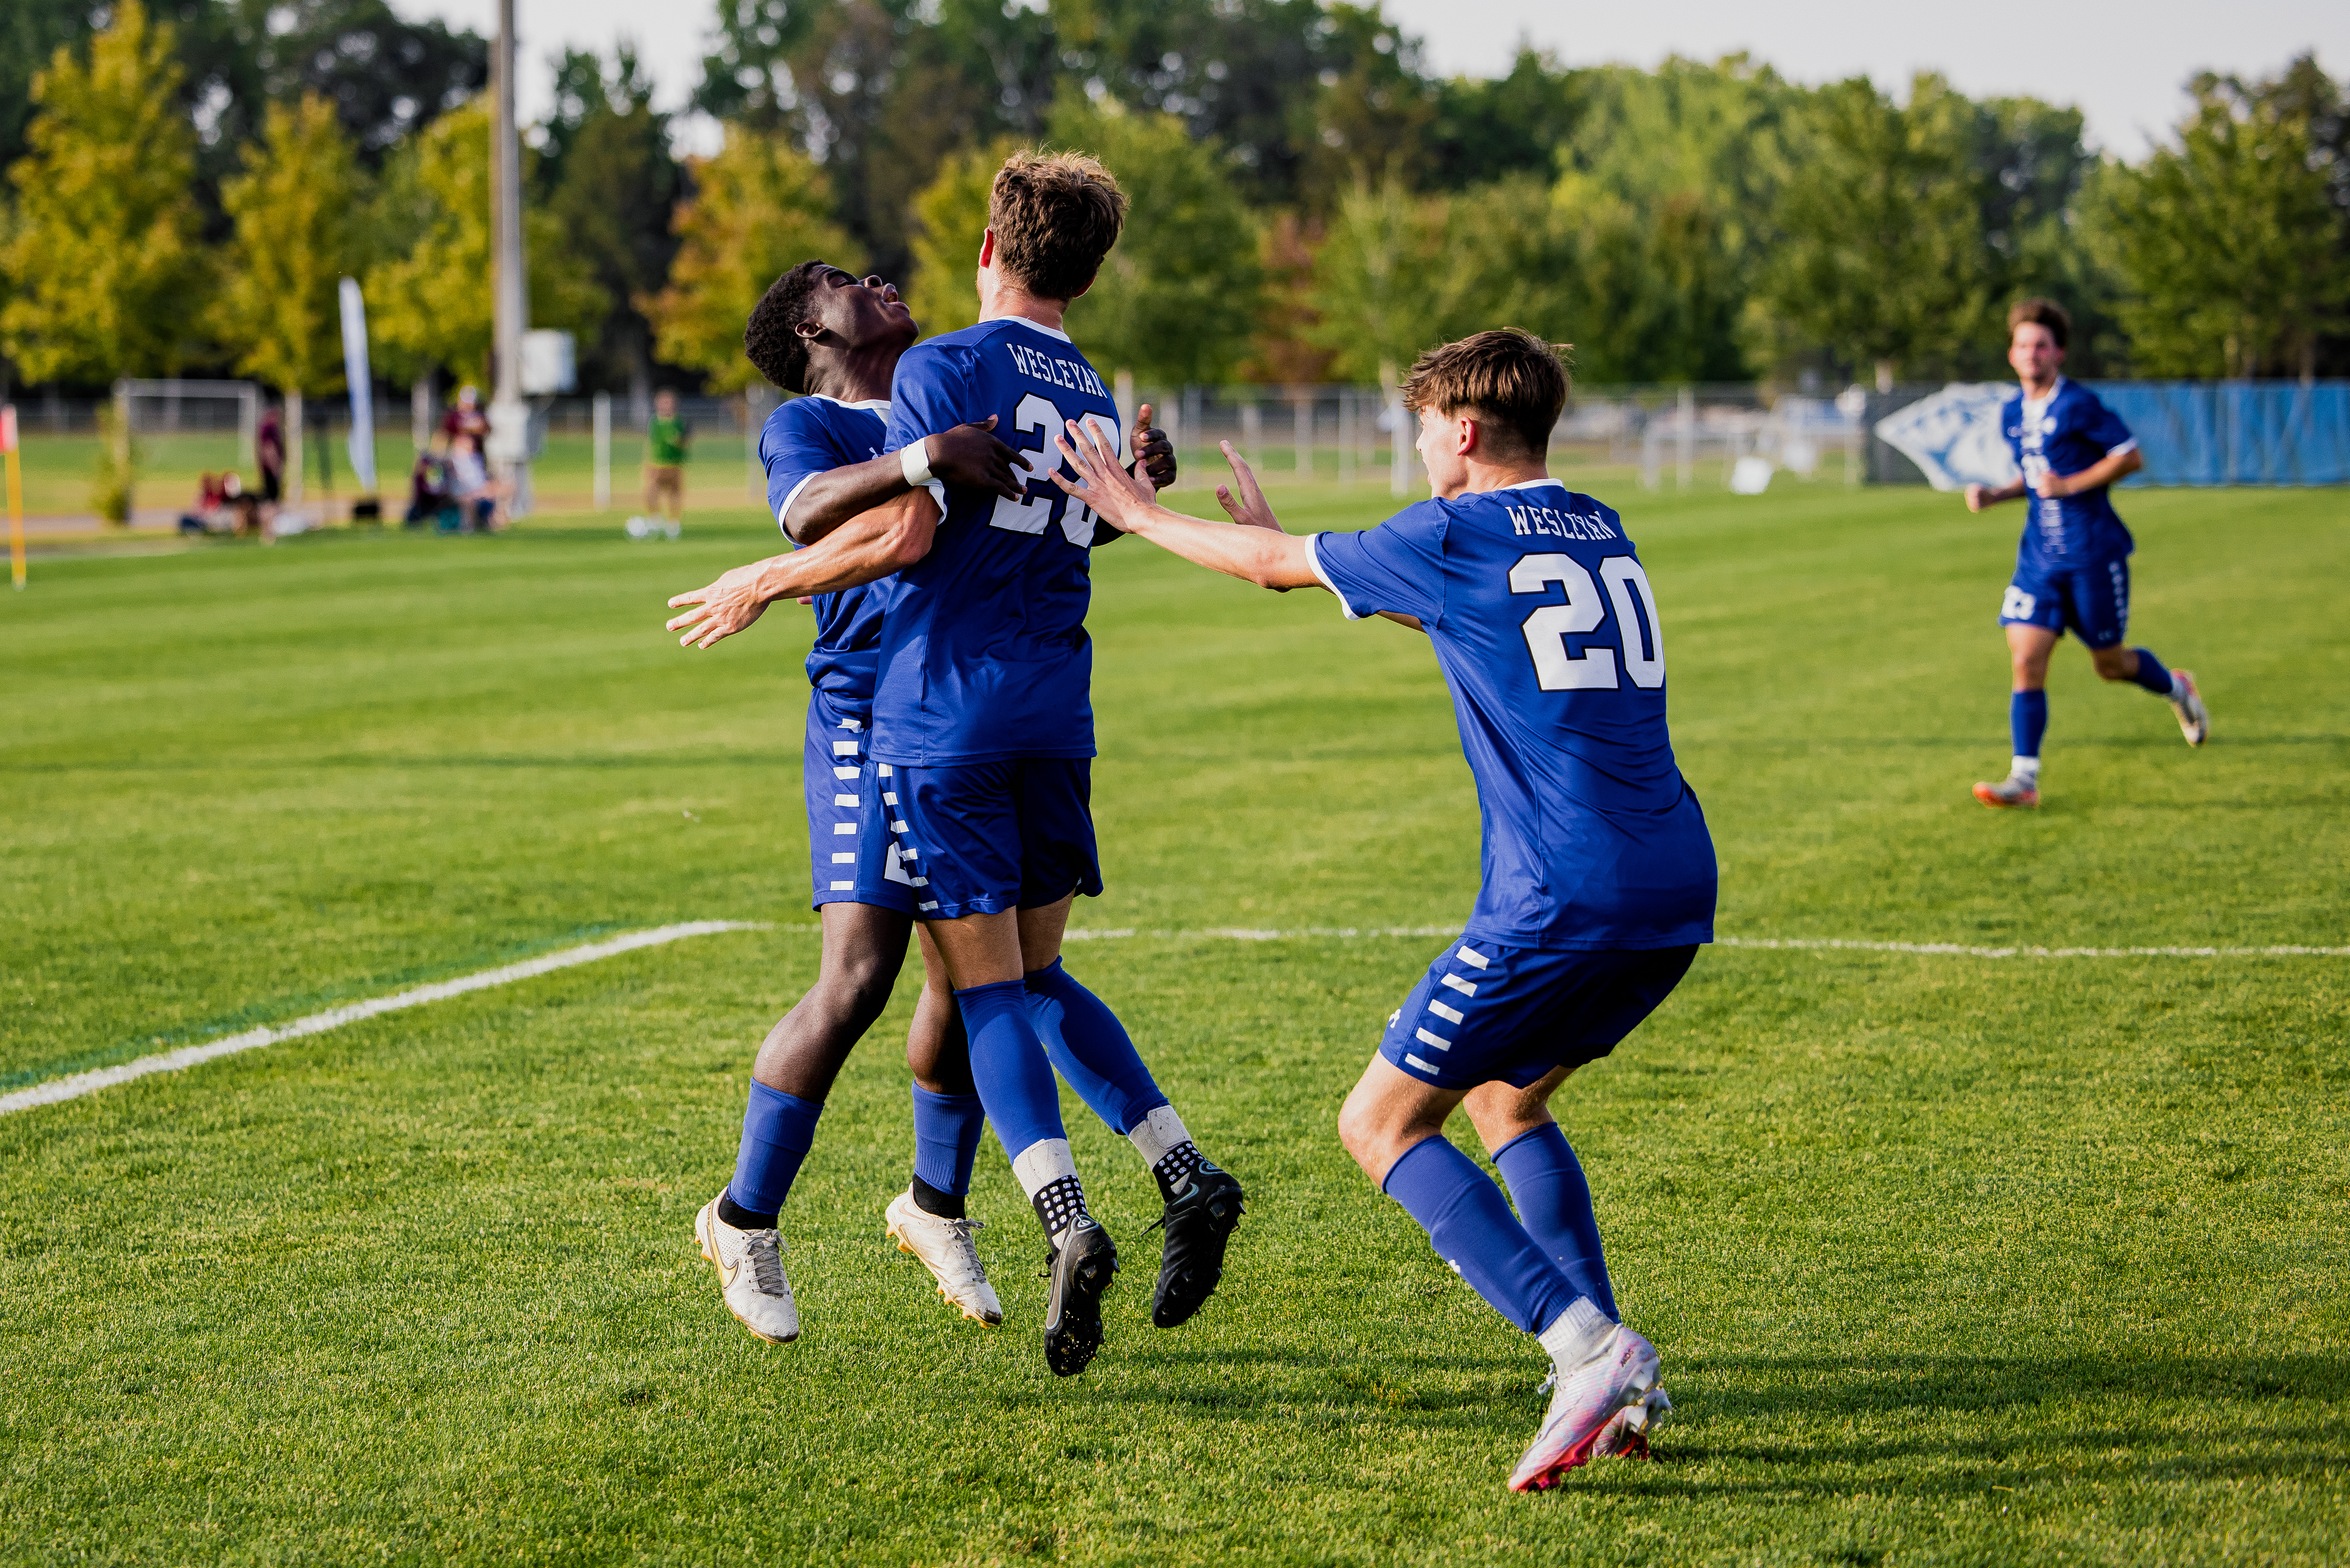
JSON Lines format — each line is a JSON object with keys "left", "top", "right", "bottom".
{"left": 2003, "top": 378, "right": 2137, "bottom": 567}
{"left": 760, "top": 395, "right": 893, "bottom": 717}
{"left": 1308, "top": 481, "right": 1716, "bottom": 951}
{"left": 876, "top": 318, "right": 1123, "bottom": 766}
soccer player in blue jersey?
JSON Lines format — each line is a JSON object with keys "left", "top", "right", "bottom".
{"left": 672, "top": 186, "right": 1240, "bottom": 1372}
{"left": 1051, "top": 330, "right": 1713, "bottom": 1489}
{"left": 1963, "top": 299, "right": 2208, "bottom": 808}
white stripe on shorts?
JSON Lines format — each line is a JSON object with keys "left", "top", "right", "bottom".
{"left": 1426, "top": 1000, "right": 1465, "bottom": 1025}
{"left": 833, "top": 793, "right": 858, "bottom": 807}
{"left": 833, "top": 766, "right": 857, "bottom": 781}
{"left": 1404, "top": 1053, "right": 1441, "bottom": 1075}
{"left": 831, "top": 852, "right": 855, "bottom": 864}
{"left": 832, "top": 740, "right": 860, "bottom": 756}
{"left": 1441, "top": 974, "right": 1477, "bottom": 997}
{"left": 832, "top": 822, "right": 856, "bottom": 835}
{"left": 1414, "top": 1026, "right": 1451, "bottom": 1051}
{"left": 1455, "top": 946, "right": 1490, "bottom": 969}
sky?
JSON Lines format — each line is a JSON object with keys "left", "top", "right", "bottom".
{"left": 398, "top": 0, "right": 2346, "bottom": 159}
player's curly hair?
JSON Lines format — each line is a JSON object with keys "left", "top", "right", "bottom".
{"left": 2007, "top": 297, "right": 2071, "bottom": 350}
{"left": 988, "top": 151, "right": 1127, "bottom": 303}
{"left": 744, "top": 260, "right": 835, "bottom": 394}
{"left": 1401, "top": 330, "right": 1571, "bottom": 461}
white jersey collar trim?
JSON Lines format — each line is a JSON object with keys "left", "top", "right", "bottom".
{"left": 998, "top": 316, "right": 1072, "bottom": 344}
{"left": 1496, "top": 477, "right": 1568, "bottom": 493}
{"left": 803, "top": 394, "right": 892, "bottom": 414}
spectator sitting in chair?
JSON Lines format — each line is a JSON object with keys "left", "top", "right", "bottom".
{"left": 448, "top": 431, "right": 504, "bottom": 532}
{"left": 406, "top": 439, "right": 454, "bottom": 527}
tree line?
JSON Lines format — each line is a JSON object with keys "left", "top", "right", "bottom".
{"left": 4, "top": 0, "right": 2347, "bottom": 408}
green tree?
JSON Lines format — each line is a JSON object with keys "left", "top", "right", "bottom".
{"left": 1303, "top": 178, "right": 1452, "bottom": 380}
{"left": 369, "top": 100, "right": 606, "bottom": 390}
{"left": 906, "top": 136, "right": 1022, "bottom": 339}
{"left": 645, "top": 125, "right": 857, "bottom": 392}
{"left": 213, "top": 96, "right": 367, "bottom": 398}
{"left": 2087, "top": 71, "right": 2350, "bottom": 378}
{"left": 543, "top": 49, "right": 683, "bottom": 396}
{"left": 1053, "top": 100, "right": 1263, "bottom": 384}
{"left": 0, "top": 0, "right": 208, "bottom": 386}
{"left": 1755, "top": 74, "right": 1999, "bottom": 383}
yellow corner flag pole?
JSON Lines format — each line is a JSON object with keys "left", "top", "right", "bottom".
{"left": 3, "top": 404, "right": 24, "bottom": 591}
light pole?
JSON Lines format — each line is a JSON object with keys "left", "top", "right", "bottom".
{"left": 486, "top": 0, "right": 532, "bottom": 515}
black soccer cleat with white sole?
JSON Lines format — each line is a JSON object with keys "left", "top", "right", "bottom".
{"left": 1151, "top": 1163, "right": 1245, "bottom": 1329}
{"left": 1043, "top": 1217, "right": 1118, "bottom": 1376}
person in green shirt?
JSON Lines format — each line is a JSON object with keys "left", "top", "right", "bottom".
{"left": 645, "top": 389, "right": 693, "bottom": 523}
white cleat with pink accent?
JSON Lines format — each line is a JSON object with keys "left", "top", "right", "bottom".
{"left": 2169, "top": 669, "right": 2209, "bottom": 746}
{"left": 1508, "top": 1301, "right": 1660, "bottom": 1492}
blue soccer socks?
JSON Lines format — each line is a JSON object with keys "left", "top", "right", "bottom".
{"left": 909, "top": 1084, "right": 986, "bottom": 1219}
{"left": 1493, "top": 1124, "right": 1618, "bottom": 1321}
{"left": 726, "top": 1081, "right": 824, "bottom": 1226}
{"left": 1383, "top": 1135, "right": 1584, "bottom": 1337}
{"left": 2010, "top": 688, "right": 2049, "bottom": 764}
{"left": 2128, "top": 648, "right": 2175, "bottom": 696}
{"left": 956, "top": 979, "right": 1071, "bottom": 1159}
{"left": 1024, "top": 960, "right": 1170, "bottom": 1136}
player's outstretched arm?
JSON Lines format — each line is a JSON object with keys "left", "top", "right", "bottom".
{"left": 1053, "top": 422, "right": 1320, "bottom": 591}
{"left": 784, "top": 419, "right": 1023, "bottom": 544}
{"left": 665, "top": 491, "right": 941, "bottom": 650}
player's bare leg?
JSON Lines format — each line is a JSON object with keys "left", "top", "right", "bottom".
{"left": 885, "top": 927, "right": 1002, "bottom": 1324}
{"left": 1342, "top": 1057, "right": 1654, "bottom": 1489}
{"left": 1978, "top": 624, "right": 2055, "bottom": 808}
{"left": 698, "top": 902, "right": 912, "bottom": 1344}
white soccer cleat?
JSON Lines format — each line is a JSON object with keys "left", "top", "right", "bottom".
{"left": 1972, "top": 773, "right": 2040, "bottom": 809}
{"left": 695, "top": 1192, "right": 800, "bottom": 1344}
{"left": 885, "top": 1188, "right": 1004, "bottom": 1325}
{"left": 1509, "top": 1311, "right": 1660, "bottom": 1492}
{"left": 2169, "top": 669, "right": 2208, "bottom": 746}
{"left": 1590, "top": 1385, "right": 1673, "bottom": 1460}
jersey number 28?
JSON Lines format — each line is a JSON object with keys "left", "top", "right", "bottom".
{"left": 1508, "top": 552, "right": 1664, "bottom": 690}
{"left": 990, "top": 393, "right": 1118, "bottom": 545}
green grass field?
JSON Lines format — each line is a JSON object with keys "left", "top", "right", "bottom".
{"left": 2, "top": 474, "right": 2346, "bottom": 1564}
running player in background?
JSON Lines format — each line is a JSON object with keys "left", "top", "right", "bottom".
{"left": 1964, "top": 299, "right": 2208, "bottom": 808}
{"left": 1051, "top": 330, "right": 1713, "bottom": 1490}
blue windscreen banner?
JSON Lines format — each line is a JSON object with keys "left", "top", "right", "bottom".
{"left": 2088, "top": 382, "right": 2350, "bottom": 487}
{"left": 1871, "top": 381, "right": 2350, "bottom": 488}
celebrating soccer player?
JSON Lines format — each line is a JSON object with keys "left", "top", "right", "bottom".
{"left": 1963, "top": 299, "right": 2209, "bottom": 808}
{"left": 664, "top": 158, "right": 1244, "bottom": 1377}
{"left": 1050, "top": 330, "right": 1713, "bottom": 1489}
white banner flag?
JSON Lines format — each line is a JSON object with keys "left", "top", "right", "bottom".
{"left": 339, "top": 277, "right": 377, "bottom": 493}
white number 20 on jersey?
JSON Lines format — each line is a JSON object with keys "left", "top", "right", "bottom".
{"left": 989, "top": 393, "right": 1119, "bottom": 546}
{"left": 1507, "top": 552, "right": 1665, "bottom": 691}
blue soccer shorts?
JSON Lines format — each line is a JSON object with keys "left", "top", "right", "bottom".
{"left": 803, "top": 690, "right": 916, "bottom": 914}
{"left": 859, "top": 757, "right": 1104, "bottom": 920}
{"left": 1378, "top": 937, "right": 1699, "bottom": 1092}
{"left": 2000, "top": 554, "right": 2130, "bottom": 650}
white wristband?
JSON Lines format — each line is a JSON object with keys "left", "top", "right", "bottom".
{"left": 899, "top": 438, "right": 933, "bottom": 489}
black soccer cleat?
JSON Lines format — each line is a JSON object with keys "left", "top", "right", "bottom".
{"left": 1151, "top": 1163, "right": 1245, "bottom": 1329}
{"left": 1042, "top": 1218, "right": 1118, "bottom": 1377}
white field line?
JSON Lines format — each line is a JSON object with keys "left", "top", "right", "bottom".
{"left": 0, "top": 922, "right": 764, "bottom": 1118}
{"left": 1061, "top": 927, "right": 2349, "bottom": 958}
